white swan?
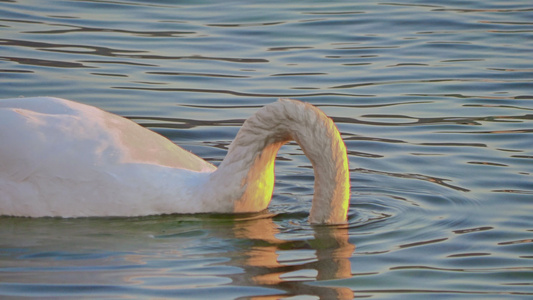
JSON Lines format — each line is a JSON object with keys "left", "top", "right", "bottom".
{"left": 0, "top": 97, "right": 350, "bottom": 224}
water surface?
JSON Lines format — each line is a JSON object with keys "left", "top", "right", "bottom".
{"left": 1, "top": 0, "right": 532, "bottom": 298}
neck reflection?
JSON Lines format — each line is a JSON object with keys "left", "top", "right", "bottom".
{"left": 227, "top": 216, "right": 355, "bottom": 299}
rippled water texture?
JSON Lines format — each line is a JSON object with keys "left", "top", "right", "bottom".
{"left": 1, "top": 0, "right": 533, "bottom": 298}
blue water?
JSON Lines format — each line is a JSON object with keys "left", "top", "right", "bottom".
{"left": 1, "top": 0, "right": 533, "bottom": 298}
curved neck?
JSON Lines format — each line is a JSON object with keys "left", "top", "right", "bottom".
{"left": 206, "top": 99, "right": 350, "bottom": 224}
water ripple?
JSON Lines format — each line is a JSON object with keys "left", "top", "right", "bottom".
{"left": 1, "top": 0, "right": 533, "bottom": 298}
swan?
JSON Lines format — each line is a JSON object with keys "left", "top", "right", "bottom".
{"left": 0, "top": 97, "right": 350, "bottom": 224}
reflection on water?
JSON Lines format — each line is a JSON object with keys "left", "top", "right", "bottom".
{"left": 1, "top": 0, "right": 533, "bottom": 298}
{"left": 228, "top": 218, "right": 354, "bottom": 299}
{"left": 0, "top": 216, "right": 355, "bottom": 299}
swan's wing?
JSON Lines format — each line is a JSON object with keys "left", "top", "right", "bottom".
{"left": 0, "top": 97, "right": 216, "bottom": 173}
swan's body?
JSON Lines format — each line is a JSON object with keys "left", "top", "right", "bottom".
{"left": 0, "top": 97, "right": 350, "bottom": 224}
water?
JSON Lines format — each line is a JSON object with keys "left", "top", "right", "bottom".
{"left": 1, "top": 0, "right": 532, "bottom": 298}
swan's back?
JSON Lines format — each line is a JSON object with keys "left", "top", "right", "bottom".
{"left": 0, "top": 97, "right": 215, "bottom": 172}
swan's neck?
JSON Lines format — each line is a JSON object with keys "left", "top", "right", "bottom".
{"left": 204, "top": 99, "right": 350, "bottom": 224}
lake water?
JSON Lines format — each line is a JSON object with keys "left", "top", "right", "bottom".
{"left": 1, "top": 0, "right": 532, "bottom": 298}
